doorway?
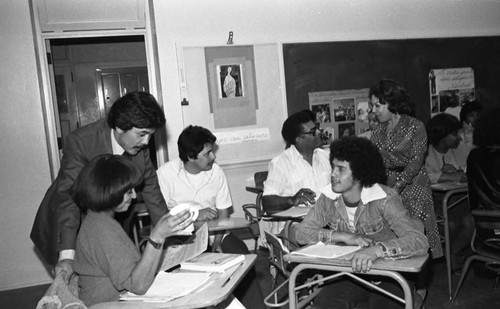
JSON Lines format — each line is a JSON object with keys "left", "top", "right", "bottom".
{"left": 49, "top": 36, "right": 158, "bottom": 167}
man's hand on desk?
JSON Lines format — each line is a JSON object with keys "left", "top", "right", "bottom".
{"left": 291, "top": 188, "right": 316, "bottom": 206}
{"left": 350, "top": 245, "right": 383, "bottom": 273}
{"left": 196, "top": 208, "right": 219, "bottom": 221}
{"left": 54, "top": 259, "right": 74, "bottom": 284}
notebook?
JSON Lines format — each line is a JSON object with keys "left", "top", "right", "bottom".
{"left": 290, "top": 242, "right": 361, "bottom": 259}
{"left": 120, "top": 271, "right": 212, "bottom": 303}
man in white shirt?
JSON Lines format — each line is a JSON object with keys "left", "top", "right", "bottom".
{"left": 262, "top": 110, "right": 331, "bottom": 241}
{"left": 156, "top": 125, "right": 264, "bottom": 309}
{"left": 157, "top": 125, "right": 232, "bottom": 223}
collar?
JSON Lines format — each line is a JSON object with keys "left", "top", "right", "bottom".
{"left": 110, "top": 129, "right": 125, "bottom": 155}
{"left": 289, "top": 144, "right": 322, "bottom": 160}
{"left": 319, "top": 183, "right": 387, "bottom": 204}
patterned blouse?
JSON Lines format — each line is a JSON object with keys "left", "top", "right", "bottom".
{"left": 371, "top": 114, "right": 443, "bottom": 258}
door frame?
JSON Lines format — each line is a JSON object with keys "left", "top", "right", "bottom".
{"left": 30, "top": 0, "right": 166, "bottom": 180}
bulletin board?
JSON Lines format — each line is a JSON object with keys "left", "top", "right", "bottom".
{"left": 283, "top": 36, "right": 500, "bottom": 125}
{"left": 309, "top": 88, "right": 370, "bottom": 143}
{"left": 179, "top": 43, "right": 286, "bottom": 165}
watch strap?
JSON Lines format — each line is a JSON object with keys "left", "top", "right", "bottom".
{"left": 148, "top": 237, "right": 163, "bottom": 249}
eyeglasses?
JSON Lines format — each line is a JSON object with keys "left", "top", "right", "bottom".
{"left": 301, "top": 128, "right": 318, "bottom": 137}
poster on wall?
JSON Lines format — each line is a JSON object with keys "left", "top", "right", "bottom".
{"left": 309, "top": 88, "right": 370, "bottom": 145}
{"left": 429, "top": 67, "right": 475, "bottom": 118}
{"left": 205, "top": 45, "right": 258, "bottom": 129}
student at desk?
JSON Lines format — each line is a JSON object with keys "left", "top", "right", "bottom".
{"left": 296, "top": 137, "right": 429, "bottom": 309}
{"left": 156, "top": 125, "right": 264, "bottom": 309}
{"left": 425, "top": 113, "right": 473, "bottom": 271}
{"left": 72, "top": 155, "right": 193, "bottom": 307}
{"left": 262, "top": 110, "right": 331, "bottom": 241}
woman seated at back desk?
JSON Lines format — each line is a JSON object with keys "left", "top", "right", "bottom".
{"left": 72, "top": 154, "right": 193, "bottom": 306}
{"left": 425, "top": 113, "right": 473, "bottom": 271}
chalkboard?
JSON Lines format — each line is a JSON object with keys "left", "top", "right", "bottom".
{"left": 283, "top": 36, "right": 500, "bottom": 124}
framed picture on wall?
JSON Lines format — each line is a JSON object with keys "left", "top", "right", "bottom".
{"left": 217, "top": 64, "right": 244, "bottom": 99}
{"left": 338, "top": 122, "right": 356, "bottom": 138}
{"left": 332, "top": 98, "right": 356, "bottom": 122}
{"left": 311, "top": 103, "right": 332, "bottom": 124}
{"left": 205, "top": 45, "right": 258, "bottom": 129}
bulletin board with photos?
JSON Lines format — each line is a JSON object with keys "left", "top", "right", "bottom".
{"left": 309, "top": 88, "right": 370, "bottom": 146}
{"left": 428, "top": 67, "right": 475, "bottom": 117}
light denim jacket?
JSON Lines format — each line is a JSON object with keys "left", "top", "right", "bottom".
{"left": 295, "top": 183, "right": 429, "bottom": 259}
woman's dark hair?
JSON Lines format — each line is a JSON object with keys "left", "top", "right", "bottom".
{"left": 427, "top": 113, "right": 460, "bottom": 146}
{"left": 281, "top": 110, "right": 316, "bottom": 146}
{"left": 459, "top": 100, "right": 482, "bottom": 125}
{"left": 330, "top": 136, "right": 387, "bottom": 187}
{"left": 72, "top": 154, "right": 143, "bottom": 212}
{"left": 473, "top": 107, "right": 500, "bottom": 148}
{"left": 369, "top": 79, "right": 413, "bottom": 115}
{"left": 178, "top": 125, "right": 216, "bottom": 162}
{"left": 107, "top": 91, "right": 166, "bottom": 131}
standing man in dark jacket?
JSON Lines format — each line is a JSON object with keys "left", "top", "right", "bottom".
{"left": 31, "top": 91, "right": 167, "bottom": 282}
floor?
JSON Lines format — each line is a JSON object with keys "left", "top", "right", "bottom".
{"left": 2, "top": 250, "right": 499, "bottom": 308}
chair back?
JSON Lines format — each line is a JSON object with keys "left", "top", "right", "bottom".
{"left": 265, "top": 231, "right": 291, "bottom": 278}
{"left": 254, "top": 171, "right": 268, "bottom": 217}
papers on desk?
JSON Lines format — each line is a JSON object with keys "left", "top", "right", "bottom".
{"left": 272, "top": 206, "right": 312, "bottom": 218}
{"left": 290, "top": 242, "right": 361, "bottom": 259}
{"left": 181, "top": 252, "right": 245, "bottom": 273}
{"left": 120, "top": 271, "right": 212, "bottom": 303}
{"left": 159, "top": 223, "right": 208, "bottom": 271}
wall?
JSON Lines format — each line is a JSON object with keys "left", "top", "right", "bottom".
{"left": 0, "top": 0, "right": 54, "bottom": 288}
{"left": 1, "top": 0, "right": 500, "bottom": 290}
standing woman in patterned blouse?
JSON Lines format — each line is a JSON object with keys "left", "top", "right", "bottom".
{"left": 369, "top": 79, "right": 443, "bottom": 259}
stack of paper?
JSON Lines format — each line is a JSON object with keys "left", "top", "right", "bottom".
{"left": 290, "top": 242, "right": 361, "bottom": 259}
{"left": 120, "top": 271, "right": 212, "bottom": 303}
{"left": 180, "top": 252, "right": 245, "bottom": 273}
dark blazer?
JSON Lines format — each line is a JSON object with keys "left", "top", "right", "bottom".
{"left": 30, "top": 119, "right": 167, "bottom": 265}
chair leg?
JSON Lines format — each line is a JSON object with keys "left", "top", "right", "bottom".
{"left": 451, "top": 255, "right": 477, "bottom": 302}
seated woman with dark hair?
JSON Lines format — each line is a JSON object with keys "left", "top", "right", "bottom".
{"left": 426, "top": 113, "right": 473, "bottom": 271}
{"left": 426, "top": 113, "right": 468, "bottom": 184}
{"left": 72, "top": 154, "right": 193, "bottom": 307}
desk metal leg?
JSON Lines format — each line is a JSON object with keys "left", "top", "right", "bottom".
{"left": 441, "top": 188, "right": 468, "bottom": 301}
{"left": 288, "top": 263, "right": 414, "bottom": 309}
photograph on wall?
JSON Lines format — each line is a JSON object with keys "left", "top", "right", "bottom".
{"left": 338, "top": 122, "right": 356, "bottom": 138}
{"left": 317, "top": 125, "right": 334, "bottom": 147}
{"left": 356, "top": 101, "right": 370, "bottom": 122}
{"left": 311, "top": 103, "right": 331, "bottom": 124}
{"left": 429, "top": 67, "right": 475, "bottom": 117}
{"left": 332, "top": 98, "right": 356, "bottom": 122}
{"left": 218, "top": 64, "right": 243, "bottom": 98}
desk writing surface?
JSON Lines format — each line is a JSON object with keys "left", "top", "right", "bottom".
{"left": 198, "top": 217, "right": 251, "bottom": 232}
{"left": 284, "top": 253, "right": 428, "bottom": 273}
{"left": 271, "top": 206, "right": 312, "bottom": 218}
{"left": 89, "top": 254, "right": 257, "bottom": 309}
{"left": 430, "top": 182, "right": 468, "bottom": 192}
{"left": 245, "top": 185, "right": 263, "bottom": 194}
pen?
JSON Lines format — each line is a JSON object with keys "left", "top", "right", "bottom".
{"left": 221, "top": 262, "right": 243, "bottom": 287}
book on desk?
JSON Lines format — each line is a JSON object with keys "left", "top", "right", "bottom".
{"left": 181, "top": 252, "right": 245, "bottom": 272}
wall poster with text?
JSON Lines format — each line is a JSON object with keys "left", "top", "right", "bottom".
{"left": 429, "top": 67, "right": 475, "bottom": 118}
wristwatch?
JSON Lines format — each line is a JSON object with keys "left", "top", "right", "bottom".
{"left": 148, "top": 237, "right": 163, "bottom": 249}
